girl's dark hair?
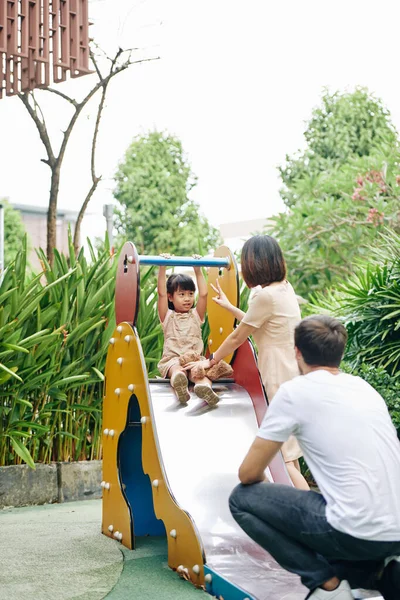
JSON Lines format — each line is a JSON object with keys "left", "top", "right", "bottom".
{"left": 241, "top": 235, "right": 286, "bottom": 288}
{"left": 166, "top": 273, "right": 196, "bottom": 310}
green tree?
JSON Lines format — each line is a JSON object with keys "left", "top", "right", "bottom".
{"left": 1, "top": 199, "right": 26, "bottom": 266}
{"left": 280, "top": 88, "right": 398, "bottom": 207}
{"left": 114, "top": 131, "right": 221, "bottom": 255}
{"left": 268, "top": 89, "right": 400, "bottom": 298}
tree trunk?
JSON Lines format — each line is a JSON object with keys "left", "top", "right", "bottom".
{"left": 47, "top": 167, "right": 61, "bottom": 264}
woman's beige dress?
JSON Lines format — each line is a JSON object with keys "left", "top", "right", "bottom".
{"left": 242, "top": 281, "right": 302, "bottom": 462}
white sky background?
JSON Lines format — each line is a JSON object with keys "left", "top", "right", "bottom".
{"left": 1, "top": 0, "right": 400, "bottom": 242}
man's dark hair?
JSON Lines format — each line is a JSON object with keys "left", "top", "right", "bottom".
{"left": 295, "top": 315, "right": 348, "bottom": 368}
{"left": 241, "top": 235, "right": 286, "bottom": 288}
{"left": 166, "top": 273, "right": 196, "bottom": 310}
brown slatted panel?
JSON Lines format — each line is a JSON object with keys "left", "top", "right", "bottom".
{"left": 28, "top": 0, "right": 39, "bottom": 53}
{"left": 6, "top": 0, "right": 18, "bottom": 55}
{"left": 35, "top": 0, "right": 50, "bottom": 87}
{"left": 0, "top": 1, "right": 6, "bottom": 52}
{"left": 1, "top": 0, "right": 90, "bottom": 97}
{"left": 0, "top": 52, "right": 4, "bottom": 98}
{"left": 59, "top": 0, "right": 70, "bottom": 67}
{"left": 70, "top": 0, "right": 88, "bottom": 78}
{"left": 69, "top": 0, "right": 78, "bottom": 72}
{"left": 78, "top": 0, "right": 89, "bottom": 71}
{"left": 0, "top": 0, "right": 5, "bottom": 97}
{"left": 5, "top": 55, "right": 18, "bottom": 95}
{"left": 51, "top": 0, "right": 67, "bottom": 83}
{"left": 19, "top": 0, "right": 29, "bottom": 58}
{"left": 39, "top": 0, "right": 50, "bottom": 62}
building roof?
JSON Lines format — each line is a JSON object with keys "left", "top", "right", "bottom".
{"left": 219, "top": 217, "right": 270, "bottom": 238}
{"left": 10, "top": 203, "right": 78, "bottom": 219}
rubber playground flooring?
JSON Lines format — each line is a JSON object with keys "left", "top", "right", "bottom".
{"left": 0, "top": 499, "right": 205, "bottom": 600}
{"left": 106, "top": 539, "right": 206, "bottom": 600}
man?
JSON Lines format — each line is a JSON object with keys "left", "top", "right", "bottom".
{"left": 229, "top": 315, "right": 400, "bottom": 600}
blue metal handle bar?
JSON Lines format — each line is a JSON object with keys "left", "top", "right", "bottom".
{"left": 137, "top": 255, "right": 230, "bottom": 268}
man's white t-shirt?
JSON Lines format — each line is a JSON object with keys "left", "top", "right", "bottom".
{"left": 258, "top": 370, "right": 400, "bottom": 541}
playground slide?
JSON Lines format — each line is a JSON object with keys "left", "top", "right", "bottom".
{"left": 101, "top": 243, "right": 380, "bottom": 600}
{"left": 102, "top": 314, "right": 308, "bottom": 599}
{"left": 102, "top": 242, "right": 311, "bottom": 598}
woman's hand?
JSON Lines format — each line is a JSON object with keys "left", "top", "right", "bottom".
{"left": 211, "top": 279, "right": 232, "bottom": 311}
{"left": 183, "top": 358, "right": 210, "bottom": 371}
{"left": 160, "top": 253, "right": 172, "bottom": 259}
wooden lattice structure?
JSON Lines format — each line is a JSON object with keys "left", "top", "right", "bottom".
{"left": 0, "top": 0, "right": 90, "bottom": 98}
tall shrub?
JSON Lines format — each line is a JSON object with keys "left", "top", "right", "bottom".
{"left": 311, "top": 230, "right": 400, "bottom": 375}
{"left": 0, "top": 235, "right": 116, "bottom": 467}
{"left": 1, "top": 199, "right": 27, "bottom": 265}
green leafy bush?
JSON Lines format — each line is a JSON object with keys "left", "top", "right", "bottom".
{"left": 311, "top": 230, "right": 400, "bottom": 375}
{"left": 0, "top": 234, "right": 116, "bottom": 467}
{"left": 135, "top": 266, "right": 163, "bottom": 377}
{"left": 1, "top": 199, "right": 27, "bottom": 266}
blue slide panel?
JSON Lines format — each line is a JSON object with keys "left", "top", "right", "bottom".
{"left": 118, "top": 394, "right": 165, "bottom": 537}
{"left": 204, "top": 566, "right": 256, "bottom": 600}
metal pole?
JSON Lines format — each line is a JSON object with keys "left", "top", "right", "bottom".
{"left": 136, "top": 255, "right": 230, "bottom": 268}
{"left": 0, "top": 203, "right": 4, "bottom": 285}
{"left": 103, "top": 204, "right": 114, "bottom": 249}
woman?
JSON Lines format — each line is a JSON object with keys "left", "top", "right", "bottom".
{"left": 184, "top": 235, "right": 309, "bottom": 490}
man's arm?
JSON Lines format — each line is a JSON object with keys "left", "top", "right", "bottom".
{"left": 238, "top": 438, "right": 282, "bottom": 485}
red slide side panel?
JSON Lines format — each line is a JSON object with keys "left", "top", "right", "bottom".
{"left": 232, "top": 339, "right": 292, "bottom": 486}
{"left": 115, "top": 242, "right": 140, "bottom": 327}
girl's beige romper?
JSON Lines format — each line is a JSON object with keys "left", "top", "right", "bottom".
{"left": 242, "top": 281, "right": 302, "bottom": 462}
{"left": 158, "top": 309, "right": 204, "bottom": 378}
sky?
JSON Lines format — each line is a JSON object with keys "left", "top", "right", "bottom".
{"left": 2, "top": 0, "right": 400, "bottom": 242}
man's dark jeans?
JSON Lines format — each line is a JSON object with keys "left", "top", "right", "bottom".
{"left": 229, "top": 482, "right": 400, "bottom": 591}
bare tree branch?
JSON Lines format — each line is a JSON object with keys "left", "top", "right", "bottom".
{"left": 90, "top": 51, "right": 103, "bottom": 81}
{"left": 73, "top": 179, "right": 101, "bottom": 254}
{"left": 42, "top": 87, "right": 79, "bottom": 108}
{"left": 31, "top": 92, "right": 47, "bottom": 126}
{"left": 18, "top": 92, "right": 56, "bottom": 167}
{"left": 73, "top": 65, "right": 108, "bottom": 252}
{"left": 18, "top": 44, "right": 160, "bottom": 263}
{"left": 57, "top": 54, "right": 144, "bottom": 166}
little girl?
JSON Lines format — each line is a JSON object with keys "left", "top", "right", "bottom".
{"left": 157, "top": 256, "right": 220, "bottom": 406}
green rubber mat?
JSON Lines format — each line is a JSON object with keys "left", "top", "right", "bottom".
{"left": 0, "top": 501, "right": 122, "bottom": 600}
{"left": 106, "top": 537, "right": 207, "bottom": 599}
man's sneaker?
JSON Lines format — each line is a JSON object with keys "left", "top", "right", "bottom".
{"left": 306, "top": 580, "right": 354, "bottom": 600}
{"left": 171, "top": 371, "right": 190, "bottom": 403}
{"left": 377, "top": 556, "right": 400, "bottom": 600}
